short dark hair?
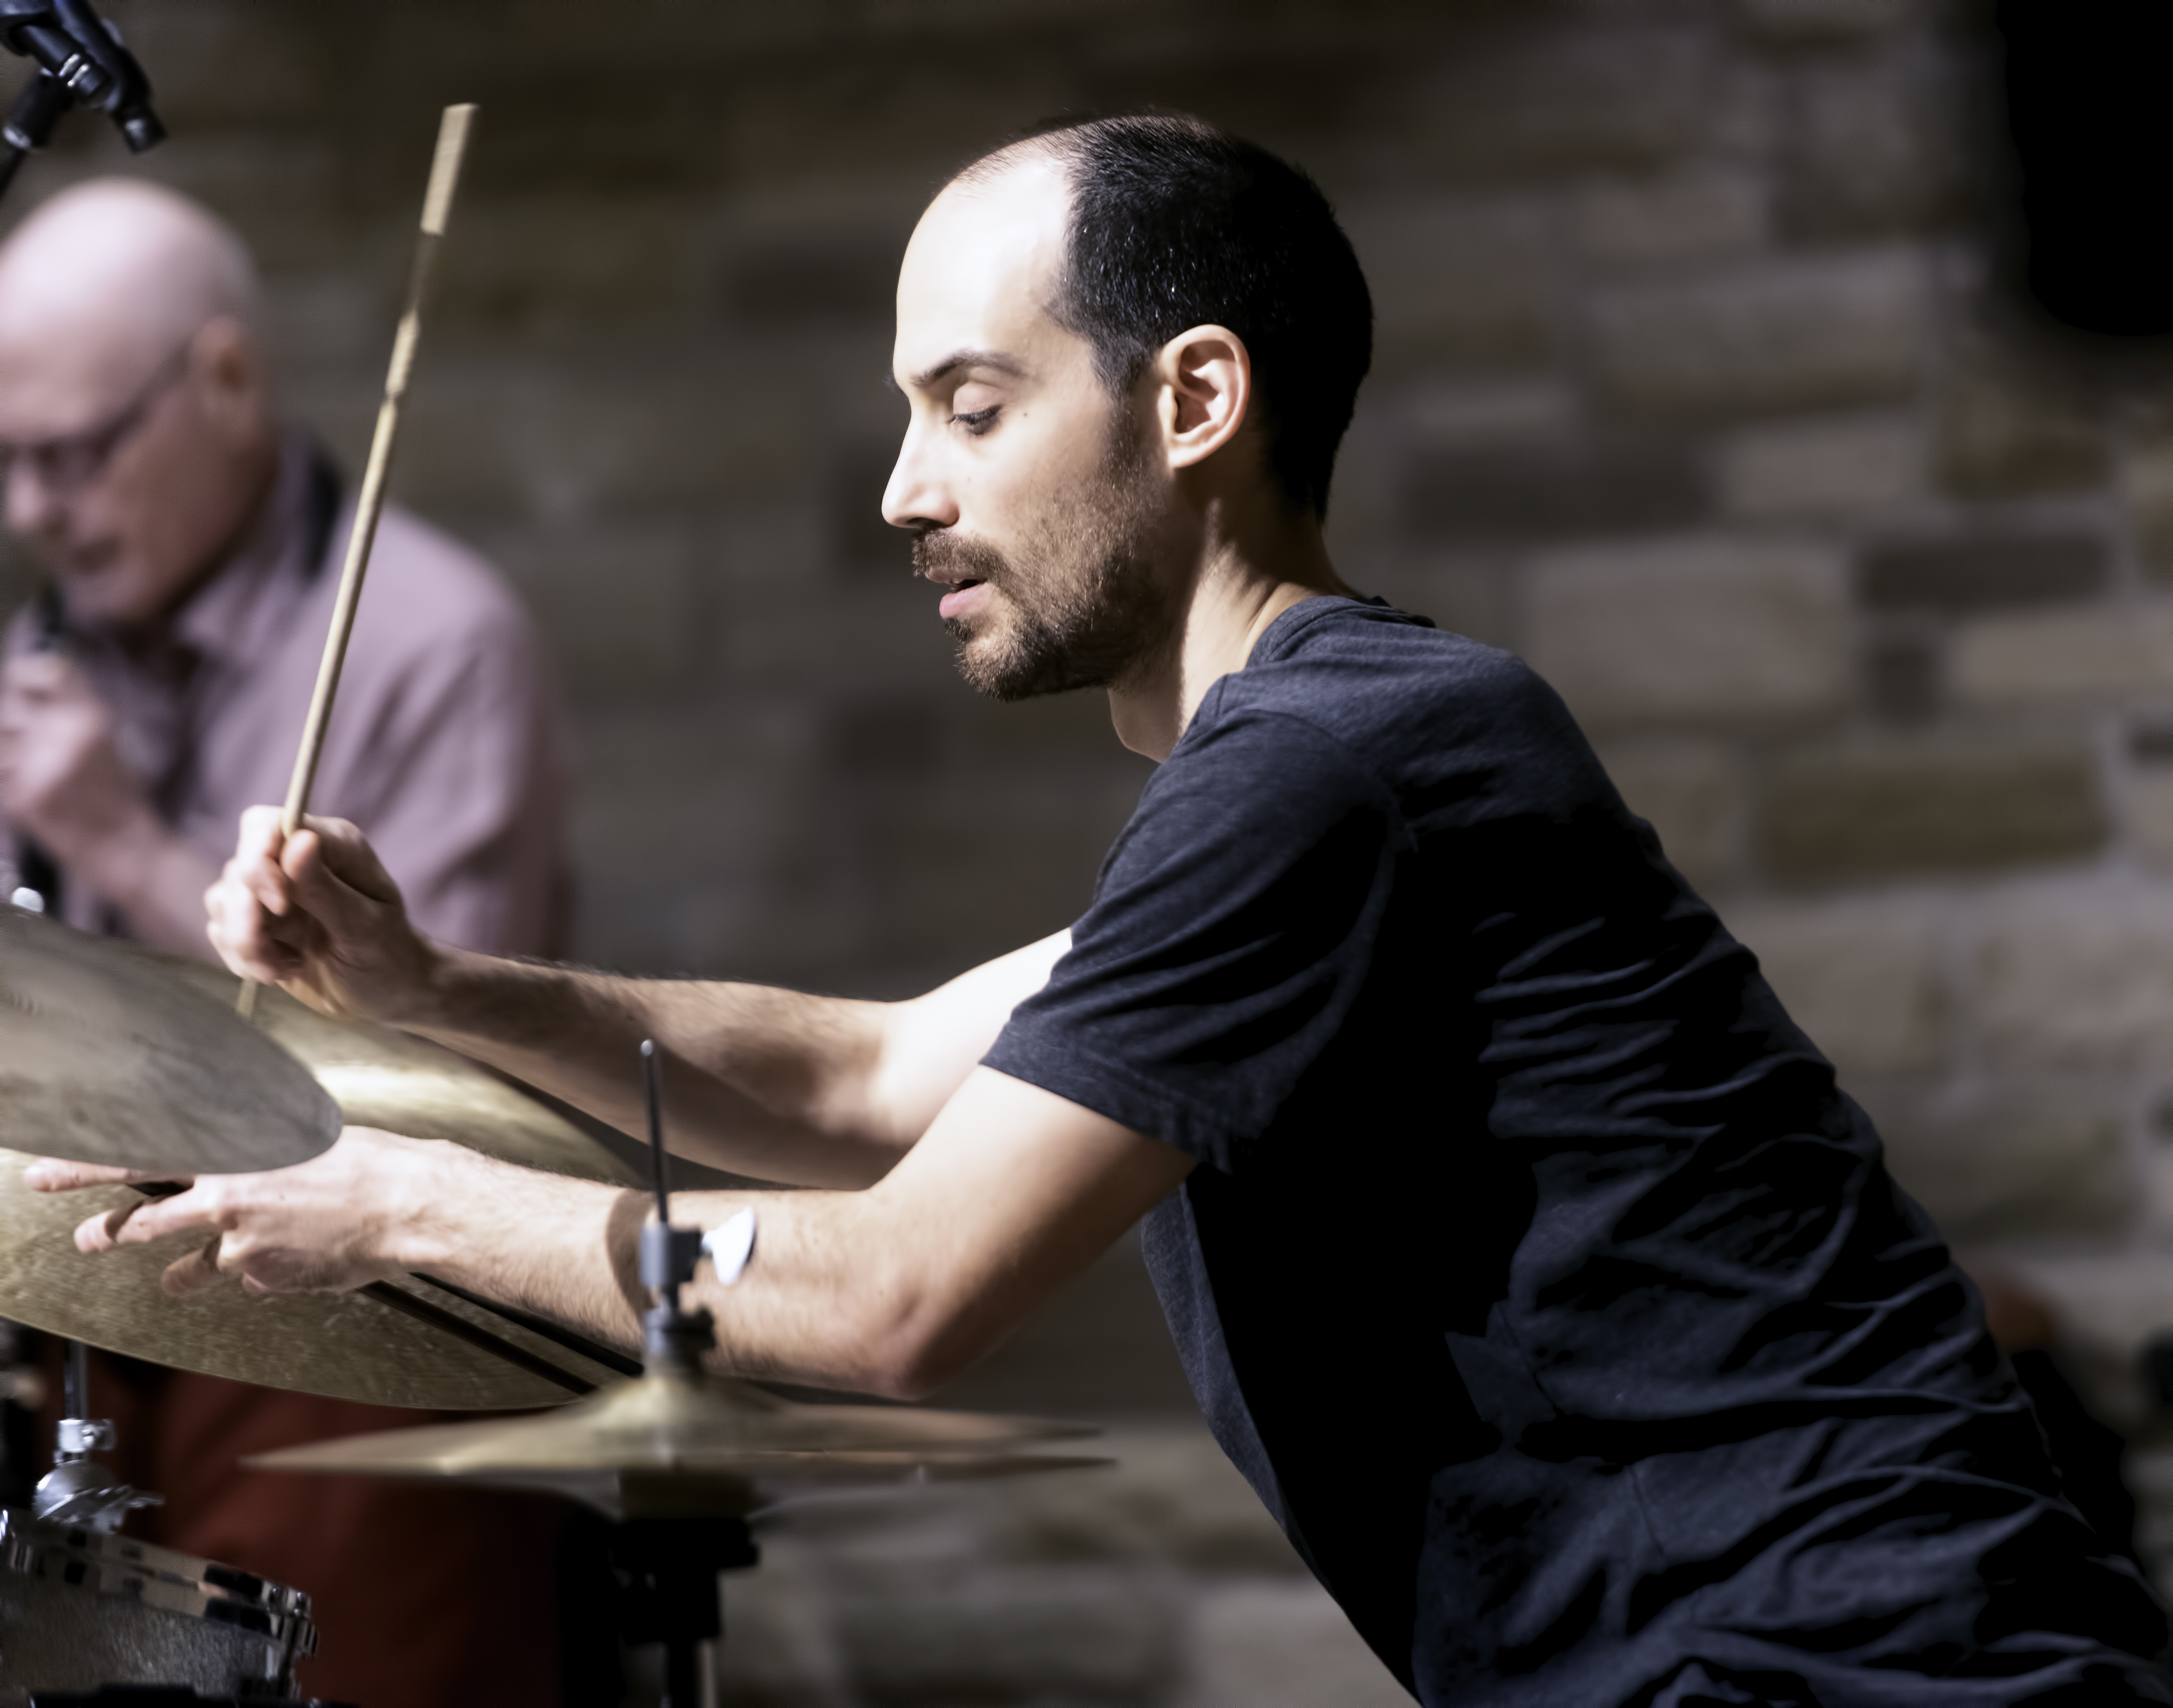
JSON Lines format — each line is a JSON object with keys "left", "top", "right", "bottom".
{"left": 967, "top": 112, "right": 1373, "bottom": 519}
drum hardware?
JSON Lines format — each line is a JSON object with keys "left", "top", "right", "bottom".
{"left": 29, "top": 1344, "right": 155, "bottom": 1534}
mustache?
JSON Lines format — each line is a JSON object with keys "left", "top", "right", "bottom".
{"left": 912, "top": 531, "right": 1011, "bottom": 587}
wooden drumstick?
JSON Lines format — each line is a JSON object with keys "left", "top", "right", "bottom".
{"left": 239, "top": 103, "right": 476, "bottom": 1019}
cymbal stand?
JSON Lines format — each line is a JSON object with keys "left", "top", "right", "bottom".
{"left": 32, "top": 1340, "right": 159, "bottom": 1531}
{"left": 610, "top": 1041, "right": 757, "bottom": 1708}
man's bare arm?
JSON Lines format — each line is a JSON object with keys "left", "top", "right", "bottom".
{"left": 412, "top": 933, "right": 1070, "bottom": 1187}
{"left": 44, "top": 1068, "right": 1195, "bottom": 1399}
{"left": 207, "top": 808, "right": 1067, "bottom": 1188}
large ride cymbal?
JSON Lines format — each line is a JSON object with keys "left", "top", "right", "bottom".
{"left": 0, "top": 907, "right": 339, "bottom": 1174}
{"left": 0, "top": 1147, "right": 625, "bottom": 1408}
{"left": 0, "top": 911, "right": 660, "bottom": 1408}
{"left": 246, "top": 1374, "right": 1107, "bottom": 1517}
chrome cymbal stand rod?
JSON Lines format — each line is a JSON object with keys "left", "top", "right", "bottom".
{"left": 638, "top": 1040, "right": 714, "bottom": 1378}
{"left": 621, "top": 1042, "right": 752, "bottom": 1708}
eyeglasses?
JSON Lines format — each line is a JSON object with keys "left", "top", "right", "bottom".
{"left": 0, "top": 340, "right": 193, "bottom": 495}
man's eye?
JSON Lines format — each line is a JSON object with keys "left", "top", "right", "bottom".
{"left": 948, "top": 406, "right": 999, "bottom": 435}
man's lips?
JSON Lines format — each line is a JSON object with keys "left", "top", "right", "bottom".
{"left": 937, "top": 578, "right": 988, "bottom": 621}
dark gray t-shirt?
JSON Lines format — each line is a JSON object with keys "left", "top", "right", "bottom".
{"left": 987, "top": 597, "right": 2169, "bottom": 1707}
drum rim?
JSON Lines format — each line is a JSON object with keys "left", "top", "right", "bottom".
{"left": 0, "top": 1506, "right": 316, "bottom": 1652}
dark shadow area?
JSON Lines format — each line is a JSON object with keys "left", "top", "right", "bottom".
{"left": 1996, "top": 1, "right": 2173, "bottom": 340}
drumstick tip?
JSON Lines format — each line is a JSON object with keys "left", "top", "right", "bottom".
{"left": 420, "top": 104, "right": 478, "bottom": 237}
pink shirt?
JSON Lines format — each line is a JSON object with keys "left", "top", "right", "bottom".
{"left": 2, "top": 435, "right": 571, "bottom": 956}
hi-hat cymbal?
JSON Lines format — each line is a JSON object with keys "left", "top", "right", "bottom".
{"left": 0, "top": 906, "right": 339, "bottom": 1174}
{"left": 246, "top": 1374, "right": 1107, "bottom": 1517}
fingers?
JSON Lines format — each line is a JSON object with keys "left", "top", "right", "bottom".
{"left": 280, "top": 822, "right": 398, "bottom": 943}
{"left": 204, "top": 806, "right": 408, "bottom": 988}
{"left": 25, "top": 1159, "right": 188, "bottom": 1193}
{"left": 205, "top": 869, "right": 299, "bottom": 983}
{"left": 76, "top": 1201, "right": 286, "bottom": 1299}
{"left": 75, "top": 1185, "right": 221, "bottom": 1253}
{"left": 292, "top": 814, "right": 402, "bottom": 906}
{"left": 231, "top": 804, "right": 293, "bottom": 917}
{"left": 75, "top": 1188, "right": 246, "bottom": 1297}
{"left": 206, "top": 806, "right": 304, "bottom": 981}
{"left": 72, "top": 1199, "right": 153, "bottom": 1253}
{"left": 162, "top": 1239, "right": 228, "bottom": 1298}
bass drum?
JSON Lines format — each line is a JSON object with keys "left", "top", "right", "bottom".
{"left": 0, "top": 1508, "right": 314, "bottom": 1701}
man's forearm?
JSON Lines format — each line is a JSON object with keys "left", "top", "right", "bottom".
{"left": 212, "top": 810, "right": 1073, "bottom": 1189}
{"left": 389, "top": 1141, "right": 937, "bottom": 1396}
{"left": 388, "top": 1069, "right": 1194, "bottom": 1401}
{"left": 64, "top": 1070, "right": 1192, "bottom": 1405}
{"left": 405, "top": 946, "right": 902, "bottom": 1189}
{"left": 388, "top": 930, "right": 1075, "bottom": 1189}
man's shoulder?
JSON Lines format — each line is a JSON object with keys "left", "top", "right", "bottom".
{"left": 366, "top": 507, "right": 528, "bottom": 629}
{"left": 321, "top": 507, "right": 560, "bottom": 728}
{"left": 349, "top": 505, "right": 544, "bottom": 664}
{"left": 1209, "top": 596, "right": 1561, "bottom": 761}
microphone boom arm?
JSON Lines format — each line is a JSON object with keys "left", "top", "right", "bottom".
{"left": 0, "top": 0, "right": 162, "bottom": 200}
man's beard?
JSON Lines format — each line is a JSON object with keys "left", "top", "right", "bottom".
{"left": 913, "top": 433, "right": 1175, "bottom": 702}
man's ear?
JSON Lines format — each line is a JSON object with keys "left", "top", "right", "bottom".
{"left": 1152, "top": 324, "right": 1252, "bottom": 474}
{"left": 192, "top": 317, "right": 264, "bottom": 432}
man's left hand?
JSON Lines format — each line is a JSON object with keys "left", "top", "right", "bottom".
{"left": 27, "top": 1128, "right": 427, "bottom": 1298}
{"left": 0, "top": 650, "right": 157, "bottom": 867}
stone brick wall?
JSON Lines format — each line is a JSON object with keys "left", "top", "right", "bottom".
{"left": 10, "top": 0, "right": 2173, "bottom": 1698}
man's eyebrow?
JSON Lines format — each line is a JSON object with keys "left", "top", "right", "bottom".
{"left": 896, "top": 349, "right": 1027, "bottom": 392}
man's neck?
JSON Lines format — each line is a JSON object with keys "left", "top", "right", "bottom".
{"left": 1107, "top": 502, "right": 1351, "bottom": 761}
{"left": 113, "top": 431, "right": 283, "bottom": 654}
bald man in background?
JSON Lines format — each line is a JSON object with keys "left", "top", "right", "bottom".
{"left": 0, "top": 180, "right": 576, "bottom": 1705}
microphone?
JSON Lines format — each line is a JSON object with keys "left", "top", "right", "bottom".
{"left": 0, "top": 0, "right": 163, "bottom": 201}
{"left": 8, "top": 582, "right": 65, "bottom": 917}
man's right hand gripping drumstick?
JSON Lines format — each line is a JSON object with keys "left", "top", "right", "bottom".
{"left": 206, "top": 804, "right": 439, "bottom": 1027}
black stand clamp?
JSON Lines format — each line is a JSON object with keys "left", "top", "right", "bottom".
{"left": 0, "top": 0, "right": 163, "bottom": 200}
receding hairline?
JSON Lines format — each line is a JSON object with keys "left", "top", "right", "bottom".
{"left": 0, "top": 177, "right": 264, "bottom": 352}
{"left": 945, "top": 112, "right": 1226, "bottom": 198}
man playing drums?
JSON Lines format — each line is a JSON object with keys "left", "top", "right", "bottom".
{"left": 47, "top": 119, "right": 2173, "bottom": 1704}
{"left": 0, "top": 180, "right": 575, "bottom": 1707}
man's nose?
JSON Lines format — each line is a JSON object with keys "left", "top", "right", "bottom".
{"left": 881, "top": 422, "right": 959, "bottom": 533}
